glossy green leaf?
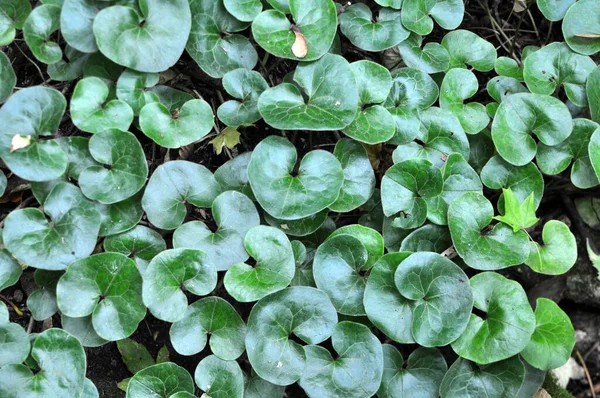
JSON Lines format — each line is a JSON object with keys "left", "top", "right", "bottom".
{"left": 526, "top": 220, "right": 577, "bottom": 275}
{"left": 328, "top": 224, "right": 384, "bottom": 269}
{"left": 537, "top": 0, "right": 576, "bottom": 21}
{"left": 381, "top": 158, "right": 442, "bottom": 229}
{"left": 517, "top": 361, "right": 550, "bottom": 398}
{"left": 244, "top": 373, "right": 285, "bottom": 398}
{"left": 246, "top": 286, "right": 338, "bottom": 386}
{"left": 170, "top": 296, "right": 246, "bottom": 359}
{"left": 591, "top": 127, "right": 600, "bottom": 180}
{"left": 440, "top": 356, "right": 525, "bottom": 398}
{"left": 491, "top": 93, "right": 573, "bottom": 166}
{"left": 47, "top": 45, "right": 90, "bottom": 82}
{"left": 0, "top": 250, "right": 21, "bottom": 291}
{"left": 127, "top": 363, "right": 195, "bottom": 398}
{"left": 397, "top": 32, "right": 449, "bottom": 74}
{"left": 83, "top": 52, "right": 123, "bottom": 96}
{"left": 0, "top": 321, "right": 29, "bottom": 367}
{"left": 94, "top": 0, "right": 191, "bottom": 72}
{"left": 57, "top": 252, "right": 146, "bottom": 341}
{"left": 587, "top": 67, "right": 600, "bottom": 123}
{"left": 340, "top": 4, "right": 409, "bottom": 51}
{"left": 23, "top": 4, "right": 61, "bottom": 64}
{"left": 0, "top": 329, "right": 87, "bottom": 398}
{"left": 364, "top": 252, "right": 414, "bottom": 343}
{"left": 378, "top": 345, "right": 447, "bottom": 398}
{"left": 214, "top": 152, "right": 254, "bottom": 200}
{"left": 248, "top": 136, "right": 343, "bottom": 220}
{"left": 174, "top": 191, "right": 259, "bottom": 271}
{"left": 96, "top": 193, "right": 144, "bottom": 237}
{"left": 487, "top": 76, "right": 529, "bottom": 104}
{"left": 451, "top": 272, "right": 535, "bottom": 364}
{"left": 0, "top": 302, "right": 7, "bottom": 323}
{"left": 299, "top": 321, "right": 383, "bottom": 398}
{"left": 400, "top": 224, "right": 452, "bottom": 253}
{"left": 0, "top": 51, "right": 15, "bottom": 103}
{"left": 224, "top": 226, "right": 294, "bottom": 302}
{"left": 265, "top": 210, "right": 328, "bottom": 237}
{"left": 575, "top": 196, "right": 600, "bottom": 229}
{"left": 3, "top": 182, "right": 101, "bottom": 270}
{"left": 0, "top": 86, "right": 68, "bottom": 182}
{"left": 117, "top": 338, "right": 155, "bottom": 374}
{"left": 195, "top": 355, "right": 244, "bottom": 398}
{"left": 521, "top": 298, "right": 575, "bottom": 371}
{"left": 27, "top": 270, "right": 61, "bottom": 321}
{"left": 481, "top": 155, "right": 544, "bottom": 210}
{"left": 394, "top": 252, "right": 472, "bottom": 346}
{"left": 217, "top": 69, "right": 268, "bottom": 127}
{"left": 258, "top": 54, "right": 358, "bottom": 130}
{"left": 142, "top": 248, "right": 217, "bottom": 322}
{"left": 71, "top": 77, "right": 134, "bottom": 133}
{"left": 440, "top": 68, "right": 489, "bottom": 134}
{"left": 223, "top": 0, "right": 261, "bottom": 21}
{"left": 0, "top": 0, "right": 31, "bottom": 45}
{"left": 61, "top": 314, "right": 108, "bottom": 348}
{"left": 563, "top": 0, "right": 600, "bottom": 56}
{"left": 401, "top": 0, "right": 463, "bottom": 36}
{"left": 447, "top": 192, "right": 530, "bottom": 270}
{"left": 140, "top": 98, "right": 214, "bottom": 149}
{"left": 142, "top": 160, "right": 220, "bottom": 230}
{"left": 148, "top": 85, "right": 193, "bottom": 112}
{"left": 104, "top": 225, "right": 166, "bottom": 275}
{"left": 116, "top": 69, "right": 159, "bottom": 115}
{"left": 493, "top": 189, "right": 539, "bottom": 233}
{"left": 442, "top": 30, "right": 497, "bottom": 71}
{"left": 495, "top": 56, "right": 524, "bottom": 81}
{"left": 523, "top": 42, "right": 596, "bottom": 107}
{"left": 290, "top": 240, "right": 316, "bottom": 287}
{"left": 252, "top": 0, "right": 336, "bottom": 61}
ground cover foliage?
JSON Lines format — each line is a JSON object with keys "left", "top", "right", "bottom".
{"left": 0, "top": 0, "right": 599, "bottom": 397}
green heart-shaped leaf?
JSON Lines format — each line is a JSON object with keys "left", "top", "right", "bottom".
{"left": 523, "top": 42, "right": 596, "bottom": 107}
{"left": 537, "top": 118, "right": 600, "bottom": 188}
{"left": 57, "top": 252, "right": 145, "bottom": 341}
{"left": 96, "top": 193, "right": 144, "bottom": 237}
{"left": 537, "top": 0, "right": 576, "bottom": 21}
{"left": 440, "top": 356, "right": 525, "bottom": 398}
{"left": 0, "top": 321, "right": 29, "bottom": 367}
{"left": 442, "top": 30, "right": 497, "bottom": 71}
{"left": 290, "top": 240, "right": 317, "bottom": 287}
{"left": 440, "top": 68, "right": 489, "bottom": 134}
{"left": 47, "top": 45, "right": 90, "bottom": 82}
{"left": 142, "top": 248, "right": 217, "bottom": 322}
{"left": 0, "top": 0, "right": 31, "bottom": 46}
{"left": 148, "top": 85, "right": 193, "bottom": 112}
{"left": 0, "top": 86, "right": 68, "bottom": 181}
{"left": 0, "top": 249, "right": 20, "bottom": 291}
{"left": 395, "top": 252, "right": 473, "bottom": 346}
{"left": 491, "top": 93, "right": 573, "bottom": 166}
{"left": 526, "top": 220, "right": 577, "bottom": 275}
{"left": 563, "top": 0, "right": 600, "bottom": 56}
{"left": 23, "top": 4, "right": 61, "bottom": 64}
{"left": 127, "top": 363, "right": 195, "bottom": 398}
{"left": 141, "top": 160, "right": 221, "bottom": 230}
{"left": 340, "top": 4, "right": 409, "bottom": 51}
{"left": 244, "top": 373, "right": 285, "bottom": 398}
{"left": 195, "top": 355, "right": 244, "bottom": 398}
{"left": 170, "top": 296, "right": 246, "bottom": 359}
{"left": 343, "top": 60, "right": 395, "bottom": 144}
{"left": 223, "top": 0, "right": 261, "bottom": 21}
{"left": 397, "top": 32, "right": 450, "bottom": 74}
{"left": 0, "top": 329, "right": 87, "bottom": 397}
{"left": 401, "top": 0, "right": 463, "bottom": 36}
{"left": 424, "top": 154, "right": 483, "bottom": 225}
{"left": 448, "top": 192, "right": 530, "bottom": 270}
{"left": 265, "top": 210, "right": 328, "bottom": 237}
{"left": 467, "top": 131, "right": 495, "bottom": 174}
{"left": 378, "top": 345, "right": 447, "bottom": 398}
{"left": 103, "top": 225, "right": 166, "bottom": 275}
{"left": 71, "top": 77, "right": 134, "bottom": 133}
{"left": 313, "top": 234, "right": 368, "bottom": 316}
{"left": 173, "top": 191, "right": 259, "bottom": 271}
{"left": 481, "top": 155, "right": 544, "bottom": 210}
{"left": 487, "top": 76, "right": 529, "bottom": 104}
{"left": 381, "top": 158, "right": 443, "bottom": 229}
{"left": 0, "top": 51, "right": 15, "bottom": 103}
{"left": 27, "top": 270, "right": 61, "bottom": 321}
{"left": 252, "top": 0, "right": 336, "bottom": 61}
{"left": 214, "top": 152, "right": 254, "bottom": 200}
{"left": 217, "top": 69, "right": 268, "bottom": 127}
{"left": 400, "top": 224, "right": 452, "bottom": 253}
{"left": 328, "top": 224, "right": 384, "bottom": 269}
{"left": 364, "top": 252, "right": 414, "bottom": 343}
{"left": 451, "top": 272, "right": 535, "bottom": 364}
{"left": 94, "top": 0, "right": 191, "bottom": 72}
{"left": 140, "top": 98, "right": 214, "bottom": 149}
{"left": 61, "top": 314, "right": 108, "bottom": 348}
{"left": 3, "top": 182, "right": 100, "bottom": 270}
{"left": 299, "top": 321, "right": 383, "bottom": 398}
{"left": 495, "top": 56, "right": 524, "bottom": 81}
{"left": 587, "top": 67, "right": 600, "bottom": 123}
{"left": 591, "top": 127, "right": 600, "bottom": 181}
{"left": 0, "top": 302, "right": 7, "bottom": 323}
{"left": 224, "top": 225, "right": 294, "bottom": 302}
{"left": 258, "top": 54, "right": 358, "bottom": 130}
{"left": 187, "top": 0, "right": 256, "bottom": 78}
{"left": 248, "top": 136, "right": 343, "bottom": 220}
{"left": 521, "top": 298, "right": 575, "bottom": 371}
{"left": 116, "top": 69, "right": 159, "bottom": 115}
{"left": 78, "top": 129, "right": 147, "bottom": 204}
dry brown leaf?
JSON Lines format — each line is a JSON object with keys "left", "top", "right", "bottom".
{"left": 534, "top": 388, "right": 551, "bottom": 398}
{"left": 513, "top": 0, "right": 527, "bottom": 12}
{"left": 10, "top": 134, "right": 31, "bottom": 153}
{"left": 291, "top": 25, "right": 308, "bottom": 58}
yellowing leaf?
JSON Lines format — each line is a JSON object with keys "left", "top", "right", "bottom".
{"left": 10, "top": 134, "right": 31, "bottom": 152}
{"left": 291, "top": 25, "right": 308, "bottom": 58}
{"left": 210, "top": 126, "right": 240, "bottom": 155}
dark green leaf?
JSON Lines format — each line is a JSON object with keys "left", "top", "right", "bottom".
{"left": 0, "top": 51, "right": 15, "bottom": 103}
{"left": 217, "top": 69, "right": 268, "bottom": 127}
{"left": 563, "top": 0, "right": 600, "bottom": 56}
{"left": 339, "top": 4, "right": 409, "bottom": 51}
{"left": 397, "top": 33, "right": 450, "bottom": 74}
{"left": 117, "top": 338, "right": 155, "bottom": 374}
{"left": 127, "top": 362, "right": 195, "bottom": 398}
{"left": 195, "top": 355, "right": 244, "bottom": 398}
{"left": 442, "top": 30, "right": 497, "bottom": 71}
{"left": 23, "top": 4, "right": 61, "bottom": 64}
{"left": 401, "top": 0, "right": 463, "bottom": 36}
{"left": 526, "top": 220, "right": 577, "bottom": 275}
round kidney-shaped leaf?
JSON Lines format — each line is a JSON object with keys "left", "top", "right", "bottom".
{"left": 142, "top": 248, "right": 217, "bottom": 323}
{"left": 397, "top": 33, "right": 450, "bottom": 74}
{"left": 563, "top": 0, "right": 600, "bottom": 56}
{"left": 491, "top": 93, "right": 573, "bottom": 166}
{"left": 442, "top": 30, "right": 497, "bottom": 71}
{"left": 401, "top": 0, "right": 463, "bottom": 36}
{"left": 526, "top": 220, "right": 577, "bottom": 275}
{"left": 96, "top": 193, "right": 144, "bottom": 237}
{"left": 440, "top": 68, "right": 489, "bottom": 134}
{"left": 400, "top": 224, "right": 452, "bottom": 253}
{"left": 194, "top": 355, "right": 244, "bottom": 398}
{"left": 224, "top": 0, "right": 262, "bottom": 21}
{"left": 537, "top": 0, "right": 575, "bottom": 21}
{"left": 61, "top": 314, "right": 108, "bottom": 348}
{"left": 340, "top": 4, "right": 409, "bottom": 51}
{"left": 27, "top": 269, "right": 61, "bottom": 321}
{"left": 0, "top": 51, "right": 16, "bottom": 103}
{"left": 451, "top": 272, "right": 536, "bottom": 364}
{"left": 328, "top": 224, "right": 385, "bottom": 269}
{"left": 116, "top": 69, "right": 160, "bottom": 115}
{"left": 127, "top": 362, "right": 195, "bottom": 398}
{"left": 0, "top": 322, "right": 29, "bottom": 367}
{"left": 246, "top": 286, "right": 338, "bottom": 386}
{"left": 0, "top": 0, "right": 31, "bottom": 46}
{"left": 23, "top": 4, "right": 61, "bottom": 64}
{"left": 93, "top": 0, "right": 192, "bottom": 72}
{"left": 217, "top": 69, "right": 268, "bottom": 127}
{"left": 57, "top": 253, "right": 146, "bottom": 341}
{"left": 3, "top": 182, "right": 100, "bottom": 270}
{"left": 224, "top": 226, "right": 295, "bottom": 302}
{"left": 215, "top": 152, "right": 254, "bottom": 200}
{"left": 60, "top": 0, "right": 117, "bottom": 53}
{"left": 170, "top": 297, "right": 246, "bottom": 359}
{"left": 103, "top": 225, "right": 166, "bottom": 275}
{"left": 298, "top": 321, "right": 383, "bottom": 398}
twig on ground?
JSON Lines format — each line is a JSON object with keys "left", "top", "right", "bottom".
{"left": 576, "top": 350, "right": 597, "bottom": 398}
